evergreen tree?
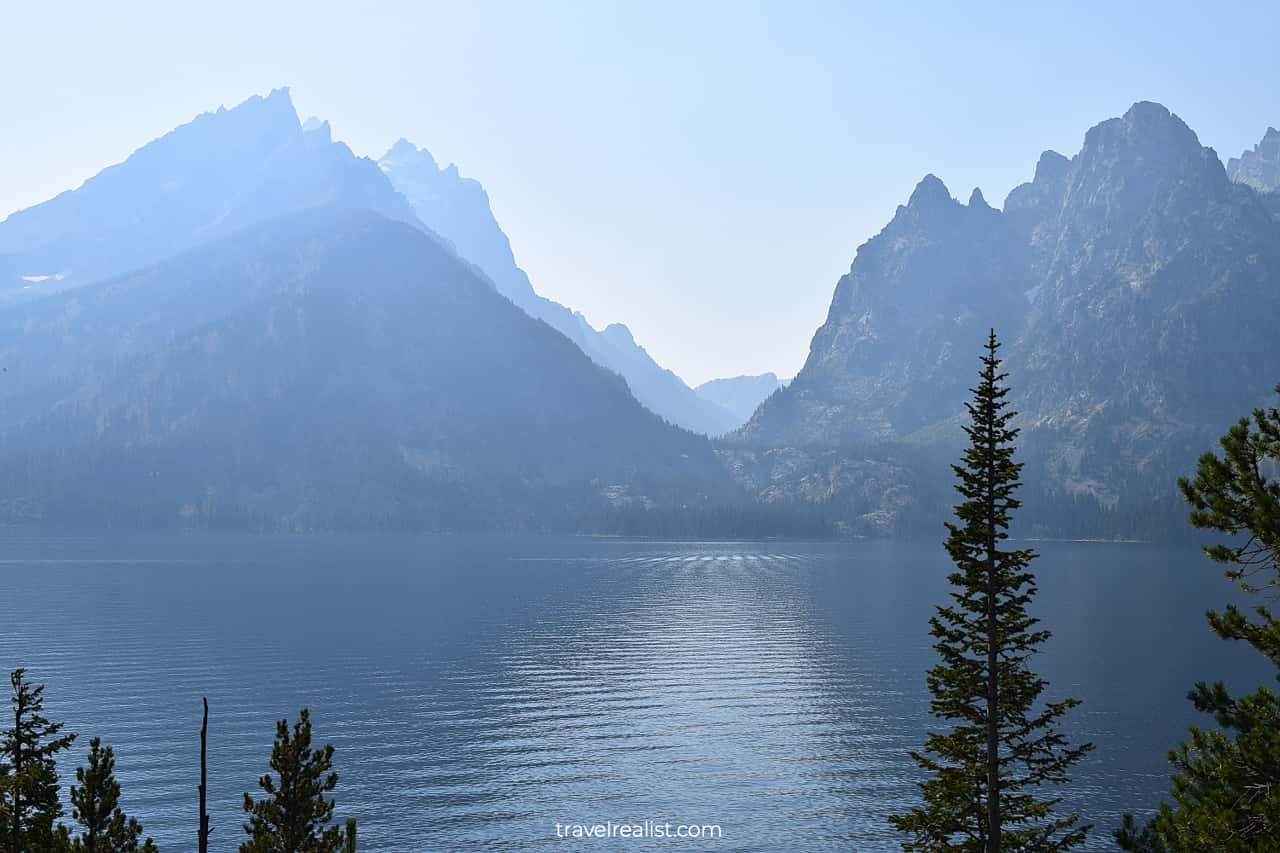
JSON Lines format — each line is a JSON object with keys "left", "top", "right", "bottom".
{"left": 67, "top": 737, "right": 157, "bottom": 852}
{"left": 1123, "top": 386, "right": 1280, "bottom": 850}
{"left": 1113, "top": 813, "right": 1166, "bottom": 851}
{"left": 241, "top": 709, "right": 342, "bottom": 853}
{"left": 888, "top": 331, "right": 1092, "bottom": 852}
{"left": 0, "top": 668, "right": 76, "bottom": 852}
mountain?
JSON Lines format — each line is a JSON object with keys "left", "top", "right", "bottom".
{"left": 0, "top": 208, "right": 736, "bottom": 530}
{"left": 730, "top": 102, "right": 1280, "bottom": 534}
{"left": 0, "top": 88, "right": 421, "bottom": 303}
{"left": 695, "top": 373, "right": 782, "bottom": 424}
{"left": 378, "top": 140, "right": 739, "bottom": 436}
{"left": 1227, "top": 127, "right": 1280, "bottom": 192}
{"left": 0, "top": 87, "right": 736, "bottom": 436}
{"left": 1227, "top": 127, "right": 1280, "bottom": 222}
{"left": 738, "top": 177, "right": 1030, "bottom": 448}
{"left": 1005, "top": 102, "right": 1280, "bottom": 506}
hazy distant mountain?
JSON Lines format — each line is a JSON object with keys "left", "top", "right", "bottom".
{"left": 0, "top": 88, "right": 735, "bottom": 438}
{"left": 1227, "top": 127, "right": 1280, "bottom": 192}
{"left": 378, "top": 140, "right": 738, "bottom": 437}
{"left": 0, "top": 88, "right": 421, "bottom": 302}
{"left": 730, "top": 102, "right": 1280, "bottom": 533}
{"left": 695, "top": 373, "right": 782, "bottom": 425}
{"left": 10, "top": 88, "right": 1272, "bottom": 537}
{"left": 0, "top": 209, "right": 735, "bottom": 530}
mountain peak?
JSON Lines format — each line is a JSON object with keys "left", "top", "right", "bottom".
{"left": 1033, "top": 150, "right": 1071, "bottom": 183}
{"left": 693, "top": 373, "right": 783, "bottom": 425}
{"left": 219, "top": 87, "right": 297, "bottom": 122}
{"left": 1122, "top": 99, "right": 1172, "bottom": 122}
{"left": 1066, "top": 100, "right": 1223, "bottom": 223}
{"left": 0, "top": 86, "right": 423, "bottom": 292}
{"left": 381, "top": 138, "right": 439, "bottom": 172}
{"left": 301, "top": 116, "right": 331, "bottom": 144}
{"left": 176, "top": 88, "right": 303, "bottom": 160}
{"left": 602, "top": 323, "right": 637, "bottom": 347}
{"left": 907, "top": 174, "right": 953, "bottom": 209}
{"left": 968, "top": 187, "right": 991, "bottom": 209}
{"left": 1082, "top": 101, "right": 1202, "bottom": 160}
{"left": 1227, "top": 126, "right": 1280, "bottom": 192}
{"left": 385, "top": 137, "right": 419, "bottom": 157}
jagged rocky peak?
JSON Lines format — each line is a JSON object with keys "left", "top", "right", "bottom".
{"left": 191, "top": 86, "right": 302, "bottom": 147}
{"left": 38, "top": 87, "right": 307, "bottom": 193}
{"left": 379, "top": 139, "right": 466, "bottom": 189}
{"left": 385, "top": 137, "right": 419, "bottom": 156}
{"left": 381, "top": 137, "right": 440, "bottom": 171}
{"left": 881, "top": 173, "right": 973, "bottom": 233}
{"left": 1227, "top": 126, "right": 1280, "bottom": 192}
{"left": 906, "top": 173, "right": 955, "bottom": 209}
{"left": 376, "top": 136, "right": 528, "bottom": 303}
{"left": 1059, "top": 100, "right": 1229, "bottom": 236}
{"left": 378, "top": 138, "right": 489, "bottom": 203}
{"left": 0, "top": 86, "right": 424, "bottom": 299}
{"left": 215, "top": 85, "right": 294, "bottom": 116}
{"left": 1075, "top": 101, "right": 1214, "bottom": 177}
{"left": 1098, "top": 100, "right": 1198, "bottom": 146}
{"left": 1003, "top": 150, "right": 1072, "bottom": 239}
{"left": 1034, "top": 149, "right": 1071, "bottom": 182}
{"left": 738, "top": 165, "right": 1031, "bottom": 447}
{"left": 897, "top": 174, "right": 999, "bottom": 225}
{"left": 301, "top": 116, "right": 332, "bottom": 143}
{"left": 1000, "top": 100, "right": 1224, "bottom": 248}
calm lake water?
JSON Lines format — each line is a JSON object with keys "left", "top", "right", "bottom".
{"left": 0, "top": 534, "right": 1270, "bottom": 851}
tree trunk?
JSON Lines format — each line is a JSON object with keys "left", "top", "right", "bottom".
{"left": 199, "top": 697, "right": 210, "bottom": 853}
{"left": 12, "top": 688, "right": 22, "bottom": 853}
{"left": 986, "top": 434, "right": 1000, "bottom": 852}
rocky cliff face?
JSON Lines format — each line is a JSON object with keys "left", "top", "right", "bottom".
{"left": 737, "top": 175, "right": 1030, "bottom": 448}
{"left": 731, "top": 102, "right": 1280, "bottom": 530}
{"left": 1010, "top": 103, "right": 1280, "bottom": 503}
{"left": 378, "top": 138, "right": 537, "bottom": 303}
{"left": 1227, "top": 127, "right": 1280, "bottom": 192}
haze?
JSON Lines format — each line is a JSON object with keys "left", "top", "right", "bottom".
{"left": 2, "top": 0, "right": 1277, "bottom": 384}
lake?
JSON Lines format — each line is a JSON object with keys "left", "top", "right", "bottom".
{"left": 0, "top": 534, "right": 1269, "bottom": 851}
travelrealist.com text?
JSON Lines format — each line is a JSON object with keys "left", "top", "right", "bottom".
{"left": 555, "top": 821, "right": 723, "bottom": 841}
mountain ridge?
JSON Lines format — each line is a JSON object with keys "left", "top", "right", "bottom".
{"left": 0, "top": 206, "right": 738, "bottom": 530}
{"left": 695, "top": 373, "right": 783, "bottom": 423}
{"left": 727, "top": 101, "right": 1280, "bottom": 533}
{"left": 377, "top": 139, "right": 741, "bottom": 436}
{"left": 0, "top": 88, "right": 425, "bottom": 304}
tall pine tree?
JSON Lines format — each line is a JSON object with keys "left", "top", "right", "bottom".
{"left": 67, "top": 737, "right": 157, "bottom": 852}
{"left": 889, "top": 331, "right": 1092, "bottom": 852}
{"left": 241, "top": 708, "right": 342, "bottom": 853}
{"left": 1, "top": 668, "right": 76, "bottom": 853}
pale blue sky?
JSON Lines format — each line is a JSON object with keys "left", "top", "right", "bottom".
{"left": 3, "top": 1, "right": 1278, "bottom": 384}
